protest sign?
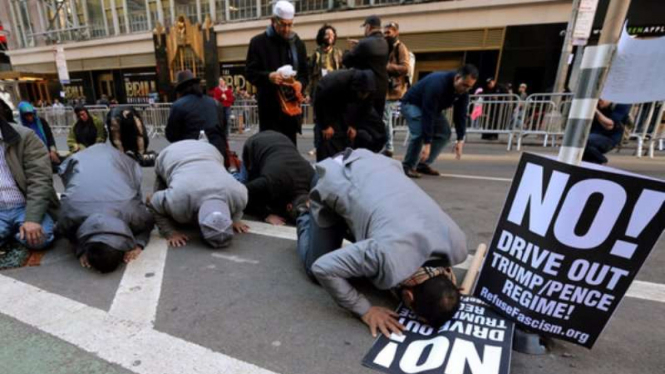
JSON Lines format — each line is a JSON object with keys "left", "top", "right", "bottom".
{"left": 474, "top": 153, "right": 665, "bottom": 348}
{"left": 363, "top": 297, "right": 514, "bottom": 374}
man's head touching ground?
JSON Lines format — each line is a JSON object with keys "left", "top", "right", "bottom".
{"left": 84, "top": 242, "right": 124, "bottom": 274}
{"left": 402, "top": 274, "right": 461, "bottom": 328}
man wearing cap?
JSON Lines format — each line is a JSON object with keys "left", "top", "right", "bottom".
{"left": 343, "top": 15, "right": 389, "bottom": 118}
{"left": 58, "top": 143, "right": 154, "bottom": 273}
{"left": 382, "top": 22, "right": 411, "bottom": 158}
{"left": 296, "top": 148, "right": 467, "bottom": 337}
{"left": 246, "top": 0, "right": 308, "bottom": 145}
{"left": 401, "top": 64, "right": 478, "bottom": 178}
{"left": 242, "top": 130, "right": 314, "bottom": 226}
{"left": 166, "top": 70, "right": 227, "bottom": 156}
{"left": 313, "top": 69, "right": 384, "bottom": 161}
{"left": 148, "top": 140, "right": 249, "bottom": 248}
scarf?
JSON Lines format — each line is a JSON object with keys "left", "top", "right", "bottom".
{"left": 266, "top": 26, "right": 299, "bottom": 72}
{"left": 400, "top": 266, "right": 457, "bottom": 288}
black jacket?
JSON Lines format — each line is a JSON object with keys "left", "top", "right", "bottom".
{"left": 165, "top": 93, "right": 227, "bottom": 156}
{"left": 242, "top": 130, "right": 314, "bottom": 218}
{"left": 314, "top": 69, "right": 374, "bottom": 131}
{"left": 342, "top": 31, "right": 389, "bottom": 115}
{"left": 246, "top": 27, "right": 308, "bottom": 136}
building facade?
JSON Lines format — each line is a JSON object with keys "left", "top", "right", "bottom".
{"left": 0, "top": 0, "right": 659, "bottom": 105}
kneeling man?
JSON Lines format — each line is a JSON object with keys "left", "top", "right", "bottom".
{"left": 297, "top": 149, "right": 467, "bottom": 337}
{"left": 148, "top": 140, "right": 248, "bottom": 248}
{"left": 58, "top": 143, "right": 155, "bottom": 273}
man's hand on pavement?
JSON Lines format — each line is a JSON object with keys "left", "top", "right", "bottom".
{"left": 420, "top": 143, "right": 431, "bottom": 162}
{"left": 265, "top": 214, "right": 286, "bottom": 226}
{"left": 322, "top": 127, "right": 335, "bottom": 140}
{"left": 123, "top": 247, "right": 142, "bottom": 263}
{"left": 167, "top": 232, "right": 189, "bottom": 248}
{"left": 232, "top": 221, "right": 250, "bottom": 233}
{"left": 79, "top": 254, "right": 91, "bottom": 269}
{"left": 269, "top": 72, "right": 284, "bottom": 85}
{"left": 454, "top": 141, "right": 464, "bottom": 160}
{"left": 362, "top": 306, "right": 406, "bottom": 338}
{"left": 19, "top": 222, "right": 44, "bottom": 248}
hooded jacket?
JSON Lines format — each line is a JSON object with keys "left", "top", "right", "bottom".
{"left": 150, "top": 140, "right": 247, "bottom": 237}
{"left": 310, "top": 149, "right": 468, "bottom": 317}
{"left": 68, "top": 108, "right": 107, "bottom": 153}
{"left": 18, "top": 102, "right": 57, "bottom": 153}
{"left": 58, "top": 143, "right": 153, "bottom": 256}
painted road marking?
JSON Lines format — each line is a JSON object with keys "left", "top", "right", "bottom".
{"left": 0, "top": 274, "right": 279, "bottom": 374}
{"left": 245, "top": 220, "right": 665, "bottom": 304}
{"left": 212, "top": 252, "right": 260, "bottom": 264}
{"left": 439, "top": 173, "right": 512, "bottom": 182}
{"left": 109, "top": 233, "right": 168, "bottom": 327}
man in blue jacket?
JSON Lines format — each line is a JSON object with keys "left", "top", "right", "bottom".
{"left": 582, "top": 99, "right": 631, "bottom": 164}
{"left": 401, "top": 65, "right": 478, "bottom": 178}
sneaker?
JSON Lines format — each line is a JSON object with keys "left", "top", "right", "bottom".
{"left": 404, "top": 168, "right": 421, "bottom": 178}
{"left": 416, "top": 164, "right": 441, "bottom": 176}
{"left": 382, "top": 149, "right": 394, "bottom": 158}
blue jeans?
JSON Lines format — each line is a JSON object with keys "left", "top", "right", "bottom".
{"left": 583, "top": 133, "right": 615, "bottom": 164}
{"left": 402, "top": 103, "right": 452, "bottom": 170}
{"left": 0, "top": 206, "right": 55, "bottom": 250}
{"left": 296, "top": 211, "right": 347, "bottom": 280}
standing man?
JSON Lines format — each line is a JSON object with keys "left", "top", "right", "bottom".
{"left": 382, "top": 22, "right": 410, "bottom": 158}
{"left": 246, "top": 0, "right": 308, "bottom": 145}
{"left": 401, "top": 64, "right": 478, "bottom": 178}
{"left": 343, "top": 15, "right": 389, "bottom": 119}
{"left": 309, "top": 24, "right": 344, "bottom": 100}
{"left": 297, "top": 149, "right": 467, "bottom": 336}
{"left": 213, "top": 78, "right": 235, "bottom": 134}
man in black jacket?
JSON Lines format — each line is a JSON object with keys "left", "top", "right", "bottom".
{"left": 342, "top": 15, "right": 389, "bottom": 118}
{"left": 242, "top": 131, "right": 314, "bottom": 226}
{"left": 314, "top": 69, "right": 385, "bottom": 161}
{"left": 245, "top": 0, "right": 308, "bottom": 145}
{"left": 165, "top": 70, "right": 227, "bottom": 157}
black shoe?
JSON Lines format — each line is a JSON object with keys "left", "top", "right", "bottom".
{"left": 382, "top": 149, "right": 394, "bottom": 158}
{"left": 404, "top": 168, "right": 421, "bottom": 178}
{"left": 416, "top": 164, "right": 441, "bottom": 176}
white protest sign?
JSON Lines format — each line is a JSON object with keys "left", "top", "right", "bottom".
{"left": 602, "top": 27, "right": 665, "bottom": 104}
{"left": 363, "top": 297, "right": 514, "bottom": 374}
{"left": 573, "top": 0, "right": 599, "bottom": 46}
{"left": 475, "top": 153, "right": 665, "bottom": 348}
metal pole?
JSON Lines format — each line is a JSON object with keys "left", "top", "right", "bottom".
{"left": 122, "top": 0, "right": 130, "bottom": 33}
{"left": 196, "top": 0, "right": 202, "bottom": 23}
{"left": 255, "top": 0, "right": 261, "bottom": 18}
{"left": 557, "top": 0, "right": 632, "bottom": 165}
{"left": 110, "top": 0, "right": 120, "bottom": 35}
{"left": 145, "top": 0, "right": 152, "bottom": 30}
{"left": 209, "top": 0, "right": 216, "bottom": 22}
{"left": 101, "top": 0, "right": 110, "bottom": 36}
{"left": 224, "top": 0, "right": 230, "bottom": 21}
{"left": 81, "top": 0, "right": 90, "bottom": 37}
{"left": 553, "top": 0, "right": 581, "bottom": 94}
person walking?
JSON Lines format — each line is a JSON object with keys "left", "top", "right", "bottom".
{"left": 245, "top": 0, "right": 308, "bottom": 145}
{"left": 382, "top": 22, "right": 410, "bottom": 157}
{"left": 401, "top": 65, "right": 478, "bottom": 178}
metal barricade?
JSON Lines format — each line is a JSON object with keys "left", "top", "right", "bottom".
{"left": 228, "top": 104, "right": 259, "bottom": 133}
{"left": 466, "top": 94, "right": 522, "bottom": 149}
{"left": 513, "top": 93, "right": 574, "bottom": 151}
{"left": 628, "top": 101, "right": 665, "bottom": 158}
{"left": 35, "top": 107, "right": 76, "bottom": 136}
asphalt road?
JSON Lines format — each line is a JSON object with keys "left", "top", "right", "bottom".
{"left": 0, "top": 130, "right": 664, "bottom": 374}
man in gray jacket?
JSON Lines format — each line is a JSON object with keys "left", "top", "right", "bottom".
{"left": 148, "top": 140, "right": 249, "bottom": 248}
{"left": 58, "top": 143, "right": 154, "bottom": 273}
{"left": 296, "top": 149, "right": 467, "bottom": 337}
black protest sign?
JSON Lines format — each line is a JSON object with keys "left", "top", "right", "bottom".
{"left": 363, "top": 297, "right": 514, "bottom": 374}
{"left": 474, "top": 153, "right": 665, "bottom": 348}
